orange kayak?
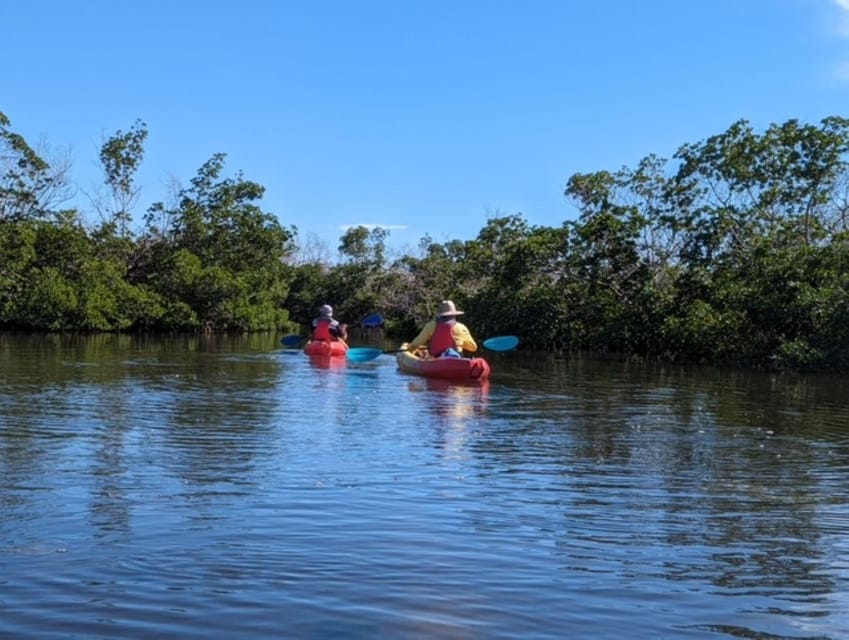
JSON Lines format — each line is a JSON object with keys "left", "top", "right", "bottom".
{"left": 303, "top": 340, "right": 348, "bottom": 357}
{"left": 395, "top": 350, "right": 490, "bottom": 380}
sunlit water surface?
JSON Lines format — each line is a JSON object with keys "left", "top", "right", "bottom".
{"left": 1, "top": 334, "right": 848, "bottom": 639}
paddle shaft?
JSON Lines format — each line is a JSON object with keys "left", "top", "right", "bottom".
{"left": 346, "top": 335, "right": 518, "bottom": 363}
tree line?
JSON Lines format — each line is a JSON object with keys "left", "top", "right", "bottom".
{"left": 2, "top": 110, "right": 848, "bottom": 369}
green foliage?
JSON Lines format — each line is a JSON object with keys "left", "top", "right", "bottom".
{"left": 661, "top": 300, "right": 743, "bottom": 363}
{"left": 160, "top": 300, "right": 200, "bottom": 331}
{"left": 140, "top": 154, "right": 296, "bottom": 331}
{"left": 773, "top": 339, "right": 826, "bottom": 370}
{"left": 321, "top": 227, "right": 390, "bottom": 323}
{"left": 99, "top": 119, "right": 148, "bottom": 236}
{"left": 13, "top": 267, "right": 79, "bottom": 331}
{"left": 392, "top": 235, "right": 466, "bottom": 325}
{"left": 285, "top": 262, "right": 330, "bottom": 324}
{"left": 77, "top": 258, "right": 146, "bottom": 331}
{"left": 0, "top": 220, "right": 37, "bottom": 321}
{"left": 0, "top": 111, "right": 52, "bottom": 220}
{"left": 338, "top": 225, "right": 387, "bottom": 268}
{"left": 4, "top": 113, "right": 849, "bottom": 372}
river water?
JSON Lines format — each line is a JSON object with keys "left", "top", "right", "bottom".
{"left": 1, "top": 333, "right": 847, "bottom": 639}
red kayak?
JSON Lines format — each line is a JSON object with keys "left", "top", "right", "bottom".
{"left": 303, "top": 340, "right": 349, "bottom": 357}
{"left": 396, "top": 350, "right": 491, "bottom": 381}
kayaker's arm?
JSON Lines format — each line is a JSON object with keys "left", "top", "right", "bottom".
{"left": 407, "top": 319, "right": 436, "bottom": 351}
{"left": 453, "top": 323, "right": 478, "bottom": 353}
{"left": 330, "top": 322, "right": 348, "bottom": 341}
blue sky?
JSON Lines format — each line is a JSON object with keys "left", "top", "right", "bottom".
{"left": 3, "top": 0, "right": 849, "bottom": 255}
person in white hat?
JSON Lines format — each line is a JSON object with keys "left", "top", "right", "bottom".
{"left": 405, "top": 300, "right": 477, "bottom": 358}
{"left": 311, "top": 304, "right": 348, "bottom": 342}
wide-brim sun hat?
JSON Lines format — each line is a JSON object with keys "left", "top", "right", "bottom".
{"left": 319, "top": 304, "right": 333, "bottom": 318}
{"left": 436, "top": 300, "right": 464, "bottom": 318}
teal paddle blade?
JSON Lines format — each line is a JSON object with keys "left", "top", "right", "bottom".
{"left": 483, "top": 335, "right": 519, "bottom": 351}
{"left": 346, "top": 347, "right": 384, "bottom": 363}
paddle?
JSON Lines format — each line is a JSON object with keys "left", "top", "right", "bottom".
{"left": 483, "top": 335, "right": 519, "bottom": 351}
{"left": 347, "top": 335, "right": 519, "bottom": 363}
{"left": 346, "top": 347, "right": 403, "bottom": 363}
{"left": 280, "top": 334, "right": 306, "bottom": 347}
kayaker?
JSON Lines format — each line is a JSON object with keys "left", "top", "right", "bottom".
{"left": 311, "top": 304, "right": 348, "bottom": 342}
{"left": 406, "top": 300, "right": 478, "bottom": 358}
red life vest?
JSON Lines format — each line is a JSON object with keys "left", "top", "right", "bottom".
{"left": 313, "top": 318, "right": 334, "bottom": 341}
{"left": 429, "top": 320, "right": 456, "bottom": 356}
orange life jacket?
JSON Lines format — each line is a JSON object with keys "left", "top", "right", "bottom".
{"left": 312, "top": 318, "right": 334, "bottom": 341}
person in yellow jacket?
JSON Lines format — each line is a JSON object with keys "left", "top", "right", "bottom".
{"left": 405, "top": 300, "right": 478, "bottom": 358}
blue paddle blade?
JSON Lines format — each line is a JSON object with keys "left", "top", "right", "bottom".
{"left": 361, "top": 313, "right": 384, "bottom": 328}
{"left": 483, "top": 335, "right": 519, "bottom": 351}
{"left": 281, "top": 334, "right": 304, "bottom": 347}
{"left": 346, "top": 347, "right": 384, "bottom": 363}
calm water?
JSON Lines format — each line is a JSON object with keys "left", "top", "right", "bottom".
{"left": 1, "top": 333, "right": 848, "bottom": 639}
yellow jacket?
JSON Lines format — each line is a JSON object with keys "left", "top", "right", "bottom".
{"left": 407, "top": 319, "right": 478, "bottom": 354}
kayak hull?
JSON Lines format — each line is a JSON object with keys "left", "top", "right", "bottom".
{"left": 396, "top": 350, "right": 491, "bottom": 381}
{"left": 303, "top": 340, "right": 348, "bottom": 357}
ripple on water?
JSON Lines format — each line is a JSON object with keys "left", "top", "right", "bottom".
{"left": 1, "top": 342, "right": 849, "bottom": 638}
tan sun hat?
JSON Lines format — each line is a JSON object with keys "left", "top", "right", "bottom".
{"left": 436, "top": 300, "right": 464, "bottom": 318}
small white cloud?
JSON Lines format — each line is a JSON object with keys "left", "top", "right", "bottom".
{"left": 837, "top": 0, "right": 849, "bottom": 10}
{"left": 338, "top": 223, "right": 409, "bottom": 232}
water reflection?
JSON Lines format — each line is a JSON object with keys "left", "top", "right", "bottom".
{"left": 307, "top": 354, "right": 347, "bottom": 370}
{"left": 88, "top": 384, "right": 133, "bottom": 537}
{"left": 406, "top": 378, "right": 490, "bottom": 417}
{"left": 479, "top": 352, "right": 849, "bottom": 637}
{"left": 149, "top": 361, "right": 284, "bottom": 496}
{"left": 1, "top": 338, "right": 849, "bottom": 639}
{"left": 404, "top": 378, "right": 491, "bottom": 458}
